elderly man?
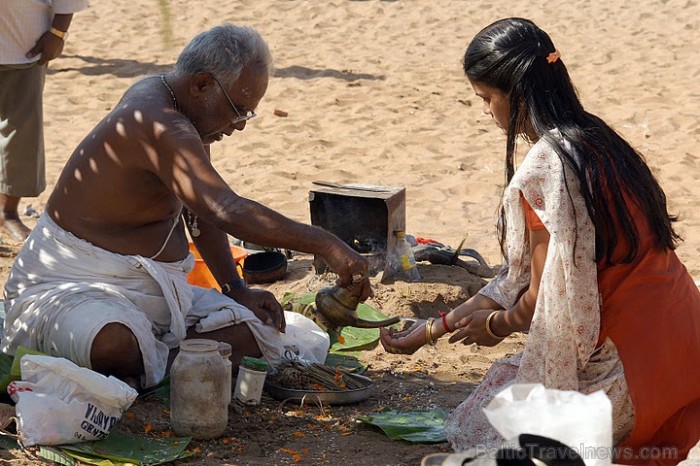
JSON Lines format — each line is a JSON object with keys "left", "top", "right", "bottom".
{"left": 1, "top": 24, "right": 370, "bottom": 389}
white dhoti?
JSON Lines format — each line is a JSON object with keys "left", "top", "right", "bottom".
{"left": 1, "top": 213, "right": 323, "bottom": 388}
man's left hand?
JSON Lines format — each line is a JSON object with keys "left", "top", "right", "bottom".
{"left": 230, "top": 287, "right": 286, "bottom": 333}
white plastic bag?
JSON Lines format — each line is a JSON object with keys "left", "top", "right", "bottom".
{"left": 483, "top": 383, "right": 612, "bottom": 466}
{"left": 277, "top": 311, "right": 330, "bottom": 364}
{"left": 8, "top": 355, "right": 138, "bottom": 446}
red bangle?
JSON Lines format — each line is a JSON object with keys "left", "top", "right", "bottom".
{"left": 439, "top": 311, "right": 452, "bottom": 333}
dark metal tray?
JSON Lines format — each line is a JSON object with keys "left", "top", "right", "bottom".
{"left": 264, "top": 373, "right": 374, "bottom": 405}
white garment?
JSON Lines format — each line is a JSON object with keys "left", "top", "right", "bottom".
{"left": 445, "top": 134, "right": 633, "bottom": 451}
{"left": 1, "top": 213, "right": 323, "bottom": 388}
{"left": 481, "top": 133, "right": 600, "bottom": 389}
{"left": 0, "top": 0, "right": 89, "bottom": 64}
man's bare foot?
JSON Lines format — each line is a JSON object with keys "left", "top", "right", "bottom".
{"left": 0, "top": 217, "right": 31, "bottom": 241}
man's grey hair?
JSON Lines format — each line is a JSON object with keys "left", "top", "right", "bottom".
{"left": 174, "top": 24, "right": 273, "bottom": 86}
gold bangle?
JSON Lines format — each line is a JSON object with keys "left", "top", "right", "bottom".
{"left": 485, "top": 311, "right": 505, "bottom": 339}
{"left": 49, "top": 27, "right": 68, "bottom": 40}
{"left": 425, "top": 318, "right": 437, "bottom": 346}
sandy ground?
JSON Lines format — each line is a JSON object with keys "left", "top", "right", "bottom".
{"left": 1, "top": 0, "right": 699, "bottom": 465}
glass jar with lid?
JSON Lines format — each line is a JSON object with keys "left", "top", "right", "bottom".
{"left": 170, "top": 339, "right": 228, "bottom": 439}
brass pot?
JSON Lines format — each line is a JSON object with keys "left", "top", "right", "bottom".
{"left": 314, "top": 285, "right": 399, "bottom": 330}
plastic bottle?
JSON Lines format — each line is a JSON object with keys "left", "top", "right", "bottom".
{"left": 234, "top": 356, "right": 269, "bottom": 405}
{"left": 392, "top": 230, "right": 421, "bottom": 281}
{"left": 170, "top": 339, "right": 228, "bottom": 440}
{"left": 218, "top": 342, "right": 233, "bottom": 404}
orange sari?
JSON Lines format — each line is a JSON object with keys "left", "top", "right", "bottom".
{"left": 445, "top": 136, "right": 699, "bottom": 464}
{"left": 523, "top": 197, "right": 700, "bottom": 464}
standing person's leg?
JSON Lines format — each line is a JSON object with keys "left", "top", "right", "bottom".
{"left": 0, "top": 64, "right": 47, "bottom": 241}
{"left": 0, "top": 193, "right": 30, "bottom": 239}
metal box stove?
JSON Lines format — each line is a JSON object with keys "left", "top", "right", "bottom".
{"left": 309, "top": 183, "right": 406, "bottom": 277}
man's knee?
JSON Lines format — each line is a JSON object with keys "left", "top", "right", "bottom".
{"left": 91, "top": 323, "right": 143, "bottom": 373}
{"left": 185, "top": 323, "right": 262, "bottom": 368}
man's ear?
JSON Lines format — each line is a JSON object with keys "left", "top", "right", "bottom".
{"left": 190, "top": 72, "right": 214, "bottom": 97}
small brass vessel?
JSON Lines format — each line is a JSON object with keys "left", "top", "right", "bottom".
{"left": 314, "top": 284, "right": 400, "bottom": 330}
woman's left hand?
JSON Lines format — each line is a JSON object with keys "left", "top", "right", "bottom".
{"left": 447, "top": 309, "right": 503, "bottom": 346}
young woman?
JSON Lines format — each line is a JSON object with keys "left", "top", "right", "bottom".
{"left": 380, "top": 18, "right": 700, "bottom": 464}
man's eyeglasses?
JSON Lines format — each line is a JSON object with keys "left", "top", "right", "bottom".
{"left": 211, "top": 75, "right": 256, "bottom": 124}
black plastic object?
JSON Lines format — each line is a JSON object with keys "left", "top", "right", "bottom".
{"left": 242, "top": 251, "right": 288, "bottom": 284}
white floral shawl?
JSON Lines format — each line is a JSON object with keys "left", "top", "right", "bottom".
{"left": 480, "top": 134, "right": 600, "bottom": 390}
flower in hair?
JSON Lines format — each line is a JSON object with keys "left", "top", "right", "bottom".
{"left": 546, "top": 50, "right": 561, "bottom": 64}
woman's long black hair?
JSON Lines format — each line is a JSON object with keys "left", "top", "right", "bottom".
{"left": 463, "top": 17, "right": 680, "bottom": 264}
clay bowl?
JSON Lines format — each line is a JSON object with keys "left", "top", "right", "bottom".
{"left": 242, "top": 251, "right": 288, "bottom": 284}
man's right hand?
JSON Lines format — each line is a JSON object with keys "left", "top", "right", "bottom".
{"left": 322, "top": 242, "right": 372, "bottom": 301}
{"left": 379, "top": 320, "right": 428, "bottom": 355}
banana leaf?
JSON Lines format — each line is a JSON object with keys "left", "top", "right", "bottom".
{"left": 59, "top": 431, "right": 192, "bottom": 466}
{"left": 324, "top": 352, "right": 367, "bottom": 373}
{"left": 281, "top": 292, "right": 394, "bottom": 352}
{"left": 281, "top": 292, "right": 316, "bottom": 306}
{"left": 59, "top": 450, "right": 118, "bottom": 466}
{"left": 0, "top": 435, "right": 18, "bottom": 451}
{"left": 0, "top": 353, "right": 13, "bottom": 394}
{"left": 357, "top": 409, "right": 448, "bottom": 443}
{"left": 41, "top": 446, "right": 123, "bottom": 466}
{"left": 38, "top": 446, "right": 76, "bottom": 466}
{"left": 138, "top": 375, "right": 170, "bottom": 404}
{"left": 330, "top": 302, "right": 398, "bottom": 352}
{"left": 0, "top": 346, "right": 47, "bottom": 392}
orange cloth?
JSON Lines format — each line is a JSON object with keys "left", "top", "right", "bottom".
{"left": 523, "top": 195, "right": 700, "bottom": 464}
{"left": 521, "top": 195, "right": 546, "bottom": 230}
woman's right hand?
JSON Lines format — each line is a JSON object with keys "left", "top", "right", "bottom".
{"left": 379, "top": 320, "right": 429, "bottom": 355}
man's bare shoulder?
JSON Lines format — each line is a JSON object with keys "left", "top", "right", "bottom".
{"left": 98, "top": 76, "right": 202, "bottom": 155}
{"left": 116, "top": 77, "right": 186, "bottom": 126}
